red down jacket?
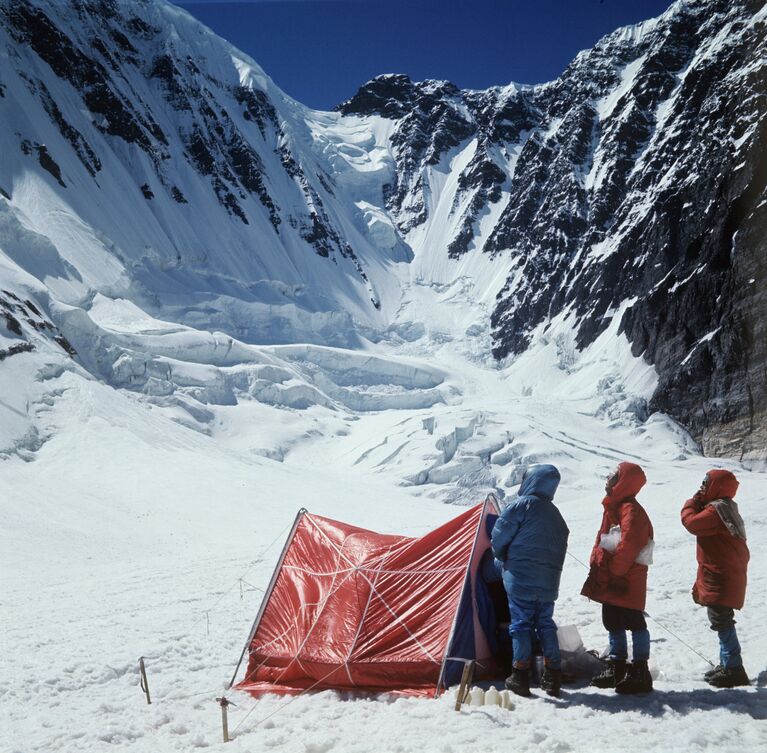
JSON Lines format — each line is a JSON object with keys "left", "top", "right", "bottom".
{"left": 581, "top": 462, "right": 654, "bottom": 611}
{"left": 681, "top": 469, "right": 749, "bottom": 609}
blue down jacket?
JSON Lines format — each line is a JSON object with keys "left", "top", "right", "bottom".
{"left": 491, "top": 464, "right": 569, "bottom": 603}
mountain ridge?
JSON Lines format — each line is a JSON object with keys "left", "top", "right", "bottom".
{"left": 0, "top": 0, "right": 764, "bottom": 464}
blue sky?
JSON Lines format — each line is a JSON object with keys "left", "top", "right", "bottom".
{"left": 177, "top": 0, "right": 673, "bottom": 109}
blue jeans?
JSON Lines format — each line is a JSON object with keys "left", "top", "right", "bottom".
{"left": 608, "top": 629, "right": 650, "bottom": 662}
{"left": 718, "top": 628, "right": 742, "bottom": 668}
{"left": 508, "top": 596, "right": 561, "bottom": 670}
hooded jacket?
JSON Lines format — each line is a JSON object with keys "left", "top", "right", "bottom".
{"left": 680, "top": 469, "right": 749, "bottom": 609}
{"left": 491, "top": 464, "right": 569, "bottom": 603}
{"left": 581, "top": 462, "right": 654, "bottom": 611}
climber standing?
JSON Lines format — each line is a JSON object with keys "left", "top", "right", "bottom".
{"left": 681, "top": 470, "right": 750, "bottom": 687}
{"left": 491, "top": 464, "right": 569, "bottom": 698}
{"left": 581, "top": 462, "right": 655, "bottom": 694}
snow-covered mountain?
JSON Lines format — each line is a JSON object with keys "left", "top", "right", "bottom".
{"left": 0, "top": 0, "right": 764, "bottom": 466}
{"left": 336, "top": 0, "right": 766, "bottom": 463}
{"left": 3, "top": 3, "right": 767, "bottom": 751}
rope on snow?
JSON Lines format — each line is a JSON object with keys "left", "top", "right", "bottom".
{"left": 193, "top": 517, "right": 297, "bottom": 632}
{"left": 134, "top": 520, "right": 297, "bottom": 714}
{"left": 231, "top": 664, "right": 341, "bottom": 736}
{"left": 565, "top": 550, "right": 714, "bottom": 667}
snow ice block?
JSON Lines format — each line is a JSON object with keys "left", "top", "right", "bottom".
{"left": 557, "top": 624, "right": 584, "bottom": 653}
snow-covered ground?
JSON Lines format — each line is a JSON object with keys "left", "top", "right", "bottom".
{"left": 2, "top": 266, "right": 766, "bottom": 753}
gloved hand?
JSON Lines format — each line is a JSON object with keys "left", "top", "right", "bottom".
{"left": 693, "top": 476, "right": 709, "bottom": 507}
{"left": 582, "top": 563, "right": 609, "bottom": 594}
{"left": 593, "top": 547, "right": 609, "bottom": 568}
{"left": 690, "top": 491, "right": 705, "bottom": 511}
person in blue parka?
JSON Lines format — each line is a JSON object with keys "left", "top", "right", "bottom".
{"left": 491, "top": 464, "right": 569, "bottom": 697}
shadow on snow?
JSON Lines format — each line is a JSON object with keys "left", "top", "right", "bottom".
{"left": 560, "top": 683, "right": 767, "bottom": 720}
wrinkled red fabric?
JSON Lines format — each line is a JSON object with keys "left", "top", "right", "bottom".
{"left": 581, "top": 462, "right": 654, "bottom": 611}
{"left": 236, "top": 505, "right": 489, "bottom": 697}
{"left": 681, "top": 470, "right": 749, "bottom": 609}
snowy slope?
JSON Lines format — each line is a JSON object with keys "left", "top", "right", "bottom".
{"left": 2, "top": 296, "right": 766, "bottom": 753}
{"left": 0, "top": 0, "right": 402, "bottom": 348}
{"left": 3, "top": 227, "right": 767, "bottom": 753}
{"left": 1, "top": 1, "right": 766, "bottom": 752}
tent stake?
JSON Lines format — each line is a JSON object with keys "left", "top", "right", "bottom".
{"left": 454, "top": 660, "right": 475, "bottom": 711}
{"left": 139, "top": 657, "right": 151, "bottom": 705}
{"left": 216, "top": 697, "right": 231, "bottom": 742}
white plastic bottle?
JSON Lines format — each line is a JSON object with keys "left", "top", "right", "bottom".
{"left": 469, "top": 686, "right": 485, "bottom": 706}
{"left": 500, "top": 689, "right": 515, "bottom": 710}
{"left": 484, "top": 686, "right": 501, "bottom": 706}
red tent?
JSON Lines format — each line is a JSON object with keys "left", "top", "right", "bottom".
{"left": 232, "top": 497, "right": 501, "bottom": 697}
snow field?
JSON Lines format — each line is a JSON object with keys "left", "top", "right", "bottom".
{"left": 2, "top": 189, "right": 765, "bottom": 752}
{"left": 3, "top": 281, "right": 766, "bottom": 752}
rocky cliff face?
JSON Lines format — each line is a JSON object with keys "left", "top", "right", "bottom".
{"left": 339, "top": 0, "right": 766, "bottom": 463}
{"left": 0, "top": 0, "right": 764, "bottom": 463}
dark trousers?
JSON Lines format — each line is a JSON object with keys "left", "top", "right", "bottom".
{"left": 602, "top": 604, "right": 647, "bottom": 631}
{"left": 706, "top": 606, "right": 735, "bottom": 631}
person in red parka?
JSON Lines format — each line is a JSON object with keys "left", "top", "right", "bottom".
{"left": 581, "top": 462, "right": 654, "bottom": 694}
{"left": 681, "top": 469, "right": 750, "bottom": 688}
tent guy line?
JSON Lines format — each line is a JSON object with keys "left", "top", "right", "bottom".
{"left": 345, "top": 543, "right": 397, "bottom": 684}
{"left": 305, "top": 512, "right": 443, "bottom": 665}
{"left": 274, "top": 527, "right": 352, "bottom": 683}
{"left": 230, "top": 664, "right": 343, "bottom": 737}
{"left": 187, "top": 516, "right": 297, "bottom": 634}
{"left": 281, "top": 564, "right": 469, "bottom": 576}
{"left": 229, "top": 509, "right": 309, "bottom": 690}
{"left": 564, "top": 550, "right": 715, "bottom": 667}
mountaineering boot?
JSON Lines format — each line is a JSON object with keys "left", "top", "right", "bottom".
{"left": 505, "top": 667, "right": 531, "bottom": 698}
{"left": 615, "top": 660, "right": 653, "bottom": 694}
{"left": 540, "top": 667, "right": 562, "bottom": 698}
{"left": 704, "top": 664, "right": 722, "bottom": 680}
{"left": 706, "top": 665, "right": 750, "bottom": 688}
{"left": 590, "top": 659, "right": 627, "bottom": 689}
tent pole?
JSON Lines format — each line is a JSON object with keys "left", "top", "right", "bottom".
{"left": 485, "top": 493, "right": 501, "bottom": 516}
{"left": 435, "top": 498, "right": 491, "bottom": 696}
{"left": 227, "top": 507, "right": 307, "bottom": 689}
